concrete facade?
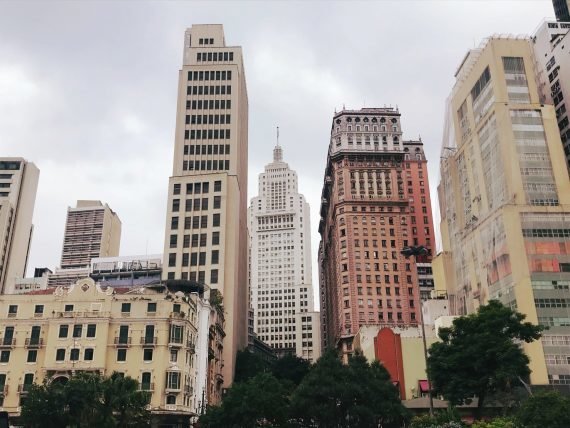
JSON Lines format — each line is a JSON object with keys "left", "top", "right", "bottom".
{"left": 162, "top": 25, "right": 249, "bottom": 386}
{"left": 60, "top": 200, "right": 121, "bottom": 270}
{"left": 248, "top": 143, "right": 320, "bottom": 362}
{"left": 532, "top": 20, "right": 570, "bottom": 173}
{"left": 0, "top": 158, "right": 39, "bottom": 294}
{"left": 317, "top": 108, "right": 436, "bottom": 359}
{"left": 435, "top": 36, "right": 570, "bottom": 386}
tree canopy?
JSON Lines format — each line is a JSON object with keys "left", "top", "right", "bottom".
{"left": 20, "top": 372, "right": 151, "bottom": 428}
{"left": 205, "top": 349, "right": 408, "bottom": 428}
{"left": 427, "top": 300, "right": 543, "bottom": 417}
{"left": 515, "top": 390, "right": 570, "bottom": 428}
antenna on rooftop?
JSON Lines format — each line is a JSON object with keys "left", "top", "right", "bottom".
{"left": 276, "top": 126, "right": 280, "bottom": 146}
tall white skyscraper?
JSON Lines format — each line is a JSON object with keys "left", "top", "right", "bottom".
{"left": 162, "top": 25, "right": 249, "bottom": 385}
{"left": 249, "top": 141, "right": 320, "bottom": 362}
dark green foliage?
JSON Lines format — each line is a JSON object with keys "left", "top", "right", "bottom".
{"left": 289, "top": 350, "right": 409, "bottom": 428}
{"left": 200, "top": 372, "right": 289, "bottom": 427}
{"left": 20, "top": 372, "right": 151, "bottom": 428}
{"left": 427, "top": 300, "right": 543, "bottom": 418}
{"left": 202, "top": 349, "right": 408, "bottom": 428}
{"left": 515, "top": 390, "right": 570, "bottom": 428}
{"left": 234, "top": 349, "right": 272, "bottom": 383}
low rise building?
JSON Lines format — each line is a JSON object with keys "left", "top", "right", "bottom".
{"left": 0, "top": 277, "right": 222, "bottom": 427}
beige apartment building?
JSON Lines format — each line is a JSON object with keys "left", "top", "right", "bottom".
{"left": 434, "top": 36, "right": 570, "bottom": 385}
{"left": 60, "top": 200, "right": 121, "bottom": 269}
{"left": 0, "top": 158, "right": 39, "bottom": 294}
{"left": 162, "top": 24, "right": 249, "bottom": 386}
{"left": 0, "top": 277, "right": 224, "bottom": 427}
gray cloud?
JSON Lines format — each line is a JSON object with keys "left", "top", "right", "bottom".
{"left": 0, "top": 0, "right": 553, "bottom": 306}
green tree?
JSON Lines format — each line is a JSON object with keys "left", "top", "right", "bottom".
{"left": 200, "top": 372, "right": 288, "bottom": 428}
{"left": 427, "top": 300, "right": 543, "bottom": 419}
{"left": 289, "top": 349, "right": 408, "bottom": 428}
{"left": 20, "top": 372, "right": 150, "bottom": 428}
{"left": 516, "top": 390, "right": 570, "bottom": 428}
{"left": 234, "top": 349, "right": 272, "bottom": 383}
{"left": 271, "top": 354, "right": 311, "bottom": 389}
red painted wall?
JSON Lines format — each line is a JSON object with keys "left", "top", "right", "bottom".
{"left": 374, "top": 327, "right": 406, "bottom": 399}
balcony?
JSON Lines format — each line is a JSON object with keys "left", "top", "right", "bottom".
{"left": 187, "top": 342, "right": 196, "bottom": 353}
{"left": 114, "top": 337, "right": 132, "bottom": 347}
{"left": 18, "top": 384, "right": 32, "bottom": 395}
{"left": 0, "top": 338, "right": 15, "bottom": 348}
{"left": 169, "top": 312, "right": 185, "bottom": 320}
{"left": 168, "top": 338, "right": 184, "bottom": 348}
{"left": 165, "top": 384, "right": 181, "bottom": 393}
{"left": 139, "top": 383, "right": 154, "bottom": 392}
{"left": 25, "top": 338, "right": 44, "bottom": 348}
{"left": 184, "top": 385, "right": 193, "bottom": 395}
{"left": 140, "top": 336, "right": 157, "bottom": 346}
{"left": 164, "top": 404, "right": 177, "bottom": 411}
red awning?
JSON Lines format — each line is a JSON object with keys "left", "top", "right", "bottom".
{"left": 419, "top": 380, "right": 430, "bottom": 392}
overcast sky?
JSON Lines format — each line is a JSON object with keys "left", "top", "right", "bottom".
{"left": 0, "top": 0, "right": 554, "bottom": 306}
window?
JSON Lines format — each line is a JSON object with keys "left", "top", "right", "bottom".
{"left": 141, "top": 372, "right": 152, "bottom": 390}
{"left": 173, "top": 304, "right": 181, "bottom": 313}
{"left": 86, "top": 324, "right": 96, "bottom": 338}
{"left": 34, "top": 305, "right": 44, "bottom": 315}
{"left": 56, "top": 349, "right": 65, "bottom": 361}
{"left": 213, "top": 214, "right": 221, "bottom": 227}
{"left": 169, "top": 325, "right": 183, "bottom": 344}
{"left": 0, "top": 351, "right": 9, "bottom": 363}
{"left": 213, "top": 196, "right": 221, "bottom": 209}
{"left": 147, "top": 302, "right": 157, "bottom": 313}
{"left": 173, "top": 183, "right": 181, "bottom": 195}
{"left": 8, "top": 305, "right": 17, "bottom": 316}
{"left": 168, "top": 253, "right": 176, "bottom": 267}
{"left": 64, "top": 304, "right": 74, "bottom": 312}
{"left": 27, "top": 350, "right": 37, "bottom": 363}
{"left": 118, "top": 325, "right": 129, "bottom": 344}
{"left": 211, "top": 250, "right": 219, "bottom": 264}
{"left": 121, "top": 303, "right": 131, "bottom": 313}
{"left": 73, "top": 324, "right": 83, "bottom": 338}
{"left": 59, "top": 324, "right": 69, "bottom": 338}
{"left": 166, "top": 372, "right": 181, "bottom": 389}
{"left": 84, "top": 348, "right": 94, "bottom": 361}
{"left": 212, "top": 232, "right": 220, "bottom": 245}
{"left": 143, "top": 348, "right": 153, "bottom": 362}
{"left": 117, "top": 349, "right": 127, "bottom": 362}
{"left": 167, "top": 395, "right": 176, "bottom": 404}
{"left": 70, "top": 348, "right": 80, "bottom": 361}
{"left": 170, "top": 349, "right": 178, "bottom": 363}
{"left": 214, "top": 180, "right": 222, "bottom": 192}
{"left": 211, "top": 269, "right": 219, "bottom": 284}
{"left": 171, "top": 216, "right": 179, "bottom": 230}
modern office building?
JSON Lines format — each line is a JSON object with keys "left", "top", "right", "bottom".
{"left": 533, "top": 20, "right": 570, "bottom": 172}
{"left": 60, "top": 200, "right": 121, "bottom": 270}
{"left": 162, "top": 24, "right": 249, "bottom": 385}
{"left": 0, "top": 158, "right": 39, "bottom": 294}
{"left": 0, "top": 277, "right": 223, "bottom": 427}
{"left": 434, "top": 36, "right": 570, "bottom": 386}
{"left": 318, "top": 108, "right": 436, "bottom": 359}
{"left": 553, "top": 0, "right": 570, "bottom": 21}
{"left": 248, "top": 142, "right": 320, "bottom": 361}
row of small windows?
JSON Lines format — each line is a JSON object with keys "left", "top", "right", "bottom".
{"left": 187, "top": 85, "right": 231, "bottom": 96}
{"left": 172, "top": 197, "right": 221, "bottom": 212}
{"left": 184, "top": 129, "right": 231, "bottom": 140}
{"left": 188, "top": 70, "right": 232, "bottom": 82}
{"left": 166, "top": 268, "right": 219, "bottom": 284}
{"left": 173, "top": 181, "right": 222, "bottom": 196}
{"left": 335, "top": 116, "right": 397, "bottom": 124}
{"left": 184, "top": 144, "right": 230, "bottom": 156}
{"left": 186, "top": 114, "right": 231, "bottom": 125}
{"left": 187, "top": 99, "right": 231, "bottom": 110}
{"left": 522, "top": 228, "right": 570, "bottom": 238}
{"left": 197, "top": 51, "right": 234, "bottom": 62}
{"left": 168, "top": 251, "right": 219, "bottom": 266}
{"left": 183, "top": 160, "right": 230, "bottom": 171}
{"left": 171, "top": 214, "right": 221, "bottom": 229}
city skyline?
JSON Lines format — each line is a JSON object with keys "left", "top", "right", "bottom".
{"left": 0, "top": 1, "right": 554, "bottom": 307}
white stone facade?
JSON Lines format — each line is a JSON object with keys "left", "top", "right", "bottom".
{"left": 249, "top": 144, "right": 320, "bottom": 362}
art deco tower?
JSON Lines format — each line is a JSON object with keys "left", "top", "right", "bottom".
{"left": 249, "top": 139, "right": 321, "bottom": 362}
{"left": 162, "top": 25, "right": 248, "bottom": 386}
